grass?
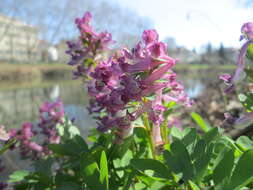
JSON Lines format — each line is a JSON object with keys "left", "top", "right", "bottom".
{"left": 174, "top": 63, "right": 236, "bottom": 70}
{"left": 0, "top": 79, "right": 81, "bottom": 91}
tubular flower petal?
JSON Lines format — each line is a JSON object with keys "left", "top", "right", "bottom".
{"left": 142, "top": 30, "right": 159, "bottom": 45}
{"left": 241, "top": 22, "right": 253, "bottom": 40}
{"left": 66, "top": 12, "right": 114, "bottom": 80}
{"left": 234, "top": 111, "right": 253, "bottom": 128}
{"left": 224, "top": 41, "right": 252, "bottom": 93}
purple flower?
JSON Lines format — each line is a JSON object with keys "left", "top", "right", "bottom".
{"left": 73, "top": 16, "right": 193, "bottom": 140}
{"left": 21, "top": 122, "right": 34, "bottom": 140}
{"left": 241, "top": 22, "right": 253, "bottom": 40}
{"left": 75, "top": 12, "right": 95, "bottom": 35}
{"left": 142, "top": 30, "right": 159, "bottom": 45}
{"left": 28, "top": 142, "right": 43, "bottom": 152}
{"left": 5, "top": 99, "right": 66, "bottom": 159}
{"left": 168, "top": 116, "right": 183, "bottom": 130}
{"left": 221, "top": 112, "right": 253, "bottom": 129}
{"left": 234, "top": 111, "right": 253, "bottom": 128}
{"left": 39, "top": 99, "right": 64, "bottom": 123}
{"left": 221, "top": 22, "right": 253, "bottom": 93}
{"left": 66, "top": 12, "right": 114, "bottom": 80}
{"left": 149, "top": 90, "right": 165, "bottom": 145}
{"left": 147, "top": 42, "right": 168, "bottom": 57}
{"left": 221, "top": 112, "right": 237, "bottom": 128}
{"left": 219, "top": 74, "right": 232, "bottom": 84}
{"left": 141, "top": 61, "right": 176, "bottom": 85}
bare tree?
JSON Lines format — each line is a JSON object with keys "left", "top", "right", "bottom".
{"left": 0, "top": 0, "right": 153, "bottom": 62}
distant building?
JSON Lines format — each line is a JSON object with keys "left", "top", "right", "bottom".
{"left": 0, "top": 14, "right": 40, "bottom": 62}
{"left": 48, "top": 46, "right": 58, "bottom": 62}
{"left": 55, "top": 40, "right": 69, "bottom": 63}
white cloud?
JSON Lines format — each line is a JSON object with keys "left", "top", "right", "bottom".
{"left": 110, "top": 0, "right": 253, "bottom": 49}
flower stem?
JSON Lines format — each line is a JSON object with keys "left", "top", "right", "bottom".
{"left": 142, "top": 113, "right": 156, "bottom": 159}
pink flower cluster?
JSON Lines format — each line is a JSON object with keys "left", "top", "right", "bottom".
{"left": 87, "top": 28, "right": 192, "bottom": 140}
{"left": 66, "top": 12, "right": 114, "bottom": 79}
{"left": 5, "top": 99, "right": 64, "bottom": 158}
{"left": 9, "top": 122, "right": 42, "bottom": 158}
{"left": 38, "top": 99, "right": 64, "bottom": 145}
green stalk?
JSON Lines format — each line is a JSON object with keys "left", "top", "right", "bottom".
{"left": 142, "top": 113, "right": 156, "bottom": 159}
{"left": 0, "top": 139, "right": 16, "bottom": 156}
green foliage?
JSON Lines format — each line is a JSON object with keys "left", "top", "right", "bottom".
{"left": 238, "top": 93, "right": 253, "bottom": 111}
{"left": 9, "top": 170, "right": 30, "bottom": 183}
{"left": 191, "top": 112, "right": 211, "bottom": 132}
{"left": 130, "top": 159, "right": 171, "bottom": 179}
{"left": 226, "top": 150, "right": 253, "bottom": 190}
{"left": 4, "top": 111, "right": 253, "bottom": 190}
{"left": 246, "top": 43, "right": 253, "bottom": 62}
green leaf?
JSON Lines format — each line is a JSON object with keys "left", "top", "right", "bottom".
{"left": 193, "top": 142, "right": 214, "bottom": 181}
{"left": 123, "top": 171, "right": 138, "bottom": 190}
{"left": 68, "top": 125, "right": 81, "bottom": 137}
{"left": 213, "top": 149, "right": 234, "bottom": 190}
{"left": 238, "top": 93, "right": 253, "bottom": 111}
{"left": 246, "top": 44, "right": 253, "bottom": 63}
{"left": 191, "top": 112, "right": 210, "bottom": 132}
{"left": 9, "top": 170, "right": 30, "bottom": 183}
{"left": 164, "top": 140, "right": 195, "bottom": 181}
{"left": 13, "top": 183, "right": 32, "bottom": 190}
{"left": 80, "top": 153, "right": 104, "bottom": 190}
{"left": 227, "top": 149, "right": 253, "bottom": 190}
{"left": 73, "top": 135, "right": 89, "bottom": 152}
{"left": 203, "top": 127, "right": 219, "bottom": 145}
{"left": 217, "top": 136, "right": 243, "bottom": 157}
{"left": 56, "top": 182, "right": 82, "bottom": 190}
{"left": 170, "top": 126, "right": 184, "bottom": 140}
{"left": 99, "top": 151, "right": 109, "bottom": 190}
{"left": 33, "top": 159, "right": 54, "bottom": 184}
{"left": 150, "top": 181, "right": 167, "bottom": 190}
{"left": 134, "top": 127, "right": 149, "bottom": 143}
{"left": 32, "top": 183, "right": 51, "bottom": 190}
{"left": 181, "top": 128, "right": 198, "bottom": 154}
{"left": 192, "top": 139, "right": 206, "bottom": 161}
{"left": 131, "top": 159, "right": 171, "bottom": 179}
{"left": 48, "top": 144, "right": 68, "bottom": 155}
{"left": 0, "top": 139, "right": 16, "bottom": 155}
{"left": 236, "top": 136, "right": 253, "bottom": 151}
{"left": 55, "top": 173, "right": 75, "bottom": 186}
{"left": 114, "top": 136, "right": 133, "bottom": 158}
{"left": 188, "top": 180, "right": 201, "bottom": 190}
{"left": 48, "top": 135, "right": 88, "bottom": 156}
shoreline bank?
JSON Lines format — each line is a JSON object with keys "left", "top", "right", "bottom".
{"left": 0, "top": 63, "right": 235, "bottom": 82}
{"left": 0, "top": 63, "right": 73, "bottom": 81}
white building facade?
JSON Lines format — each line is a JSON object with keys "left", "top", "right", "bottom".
{"left": 0, "top": 14, "right": 40, "bottom": 62}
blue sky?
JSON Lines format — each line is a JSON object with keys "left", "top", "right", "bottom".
{"left": 110, "top": 0, "right": 253, "bottom": 49}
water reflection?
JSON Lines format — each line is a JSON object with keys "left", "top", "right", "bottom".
{"left": 184, "top": 79, "right": 205, "bottom": 98}
{"left": 0, "top": 81, "right": 96, "bottom": 181}
{"left": 0, "top": 81, "right": 94, "bottom": 130}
